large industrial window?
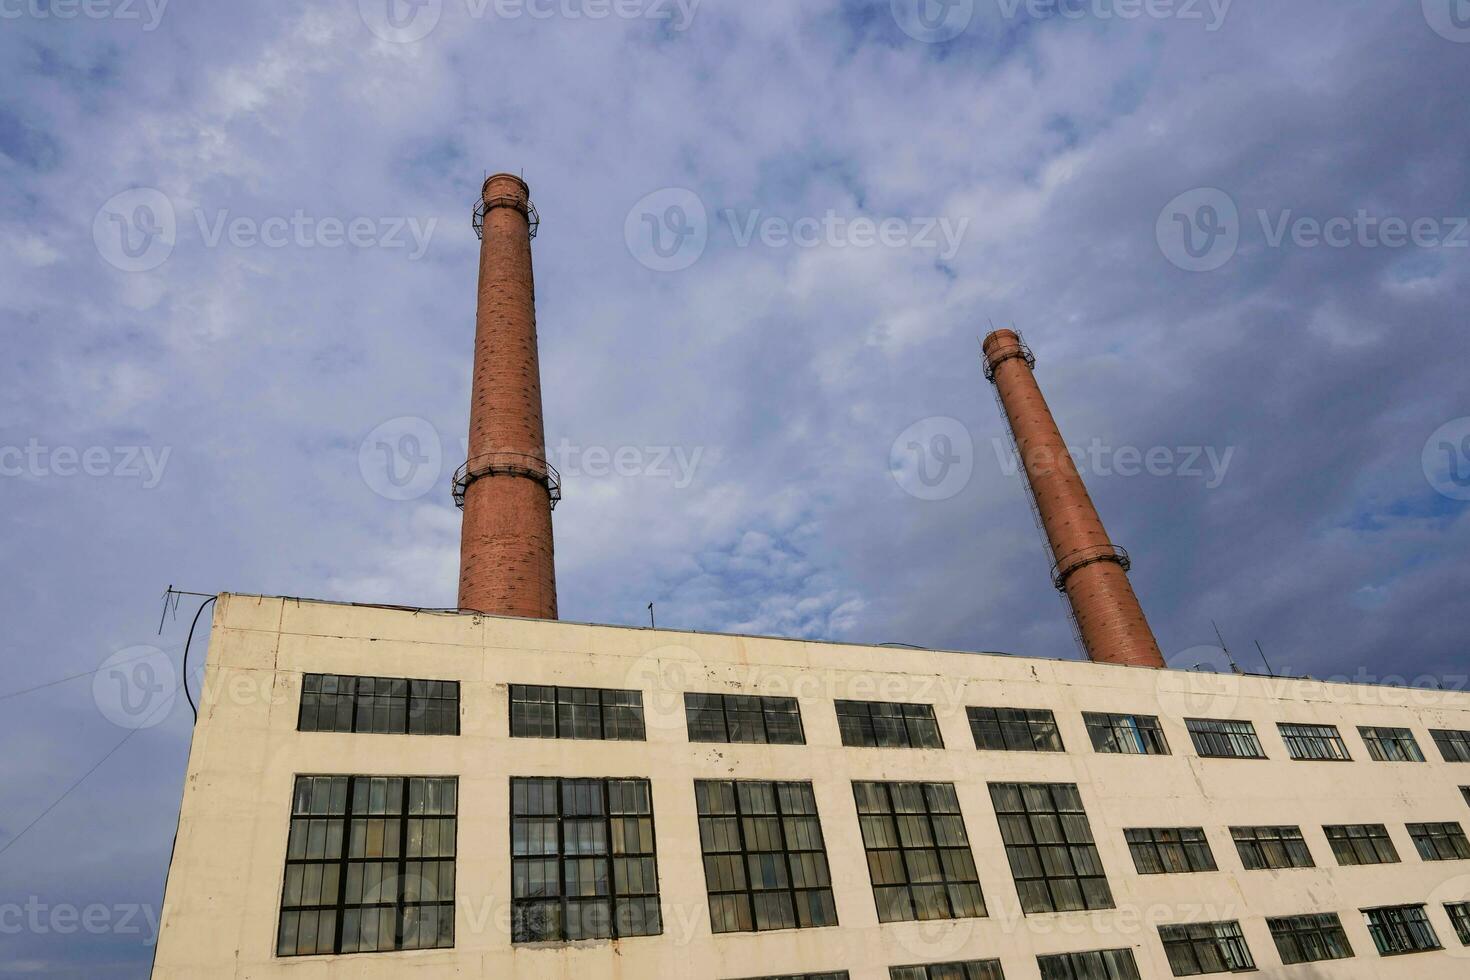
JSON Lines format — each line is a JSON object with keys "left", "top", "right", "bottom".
{"left": 1446, "top": 902, "right": 1470, "bottom": 945}
{"left": 890, "top": 960, "right": 1005, "bottom": 980}
{"left": 989, "top": 782, "right": 1113, "bottom": 913}
{"left": 1158, "top": 921, "right": 1255, "bottom": 975}
{"left": 508, "top": 685, "right": 645, "bottom": 741}
{"left": 1267, "top": 913, "right": 1354, "bottom": 964}
{"left": 1083, "top": 712, "right": 1169, "bottom": 755}
{"left": 1184, "top": 718, "right": 1265, "bottom": 759}
{"left": 853, "top": 781, "right": 986, "bottom": 922}
{"left": 298, "top": 674, "right": 460, "bottom": 736}
{"left": 685, "top": 693, "right": 805, "bottom": 744}
{"left": 276, "top": 775, "right": 456, "bottom": 957}
{"left": 1432, "top": 729, "right": 1470, "bottom": 762}
{"left": 966, "top": 707, "right": 1063, "bottom": 752}
{"left": 1036, "top": 948, "right": 1140, "bottom": 980}
{"left": 1324, "top": 824, "right": 1400, "bottom": 865}
{"left": 694, "top": 780, "right": 837, "bottom": 933}
{"left": 1277, "top": 722, "right": 1351, "bottom": 761}
{"left": 509, "top": 777, "right": 661, "bottom": 942}
{"left": 1358, "top": 726, "right": 1424, "bottom": 762}
{"left": 1462, "top": 786, "right": 1470, "bottom": 807}
{"left": 1124, "top": 827, "right": 1217, "bottom": 874}
{"left": 1363, "top": 904, "right": 1441, "bottom": 955}
{"left": 1406, "top": 821, "right": 1470, "bottom": 861}
{"left": 1230, "top": 826, "right": 1314, "bottom": 870}
{"left": 835, "top": 700, "right": 943, "bottom": 749}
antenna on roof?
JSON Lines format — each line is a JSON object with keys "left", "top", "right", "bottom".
{"left": 1253, "top": 639, "right": 1276, "bottom": 677}
{"left": 647, "top": 602, "right": 656, "bottom": 629}
{"left": 1212, "top": 620, "right": 1243, "bottom": 674}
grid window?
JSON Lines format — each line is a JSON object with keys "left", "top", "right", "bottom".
{"left": 1185, "top": 718, "right": 1265, "bottom": 759}
{"left": 695, "top": 780, "right": 837, "bottom": 933}
{"left": 1159, "top": 921, "right": 1255, "bottom": 976}
{"left": 298, "top": 674, "right": 460, "bottom": 736}
{"left": 1324, "top": 824, "right": 1400, "bottom": 865}
{"left": 1124, "top": 828, "right": 1217, "bottom": 874}
{"left": 1432, "top": 729, "right": 1470, "bottom": 763}
{"left": 1036, "top": 949, "right": 1141, "bottom": 980}
{"left": 508, "top": 685, "right": 646, "bottom": 741}
{"left": 1363, "top": 905, "right": 1441, "bottom": 955}
{"left": 1446, "top": 902, "right": 1470, "bottom": 946}
{"left": 685, "top": 693, "right": 805, "bottom": 745}
{"left": 1230, "top": 826, "right": 1314, "bottom": 870}
{"left": 967, "top": 707, "right": 1063, "bottom": 752}
{"left": 890, "top": 960, "right": 1005, "bottom": 980}
{"left": 1084, "top": 712, "right": 1169, "bottom": 755}
{"left": 1359, "top": 726, "right": 1424, "bottom": 762}
{"left": 1406, "top": 821, "right": 1470, "bottom": 861}
{"left": 1268, "top": 913, "right": 1354, "bottom": 965}
{"left": 1277, "top": 723, "right": 1351, "bottom": 761}
{"left": 1463, "top": 786, "right": 1470, "bottom": 807}
{"left": 276, "top": 775, "right": 457, "bottom": 957}
{"left": 835, "top": 700, "right": 943, "bottom": 749}
{"left": 853, "top": 781, "right": 986, "bottom": 923}
{"left": 989, "top": 782, "right": 1113, "bottom": 914}
{"left": 510, "top": 777, "right": 661, "bottom": 942}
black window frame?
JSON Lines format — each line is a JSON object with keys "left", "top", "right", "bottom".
{"left": 298, "top": 674, "right": 460, "bottom": 736}
{"left": 1267, "top": 912, "right": 1354, "bottom": 965}
{"left": 276, "top": 774, "right": 457, "bottom": 957}
{"left": 835, "top": 699, "right": 944, "bottom": 749}
{"left": 684, "top": 693, "right": 805, "bottom": 745}
{"left": 1036, "top": 948, "right": 1141, "bottom": 980}
{"left": 890, "top": 961, "right": 1006, "bottom": 980}
{"left": 989, "top": 782, "right": 1114, "bottom": 914}
{"left": 508, "top": 685, "right": 646, "bottom": 741}
{"left": 1084, "top": 712, "right": 1170, "bottom": 755}
{"left": 1158, "top": 920, "right": 1256, "bottom": 976}
{"left": 852, "top": 780, "right": 987, "bottom": 923}
{"left": 1432, "top": 729, "right": 1470, "bottom": 763}
{"left": 694, "top": 779, "right": 838, "bottom": 934}
{"left": 1277, "top": 722, "right": 1351, "bottom": 761}
{"left": 509, "top": 776, "right": 662, "bottom": 943}
{"left": 1124, "top": 827, "right": 1217, "bottom": 874}
{"left": 1363, "top": 904, "right": 1441, "bottom": 955}
{"left": 1323, "top": 824, "right": 1400, "bottom": 866}
{"left": 1406, "top": 821, "right": 1470, "bottom": 861}
{"left": 966, "top": 706, "right": 1064, "bottom": 752}
{"left": 1230, "top": 825, "right": 1314, "bottom": 870}
{"left": 1446, "top": 902, "right": 1470, "bottom": 946}
{"left": 1184, "top": 718, "right": 1266, "bottom": 759}
{"left": 1358, "top": 726, "right": 1425, "bottom": 762}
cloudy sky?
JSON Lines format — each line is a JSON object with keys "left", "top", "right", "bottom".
{"left": 2, "top": 0, "right": 1469, "bottom": 974}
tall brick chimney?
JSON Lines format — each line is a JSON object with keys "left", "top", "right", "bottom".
{"left": 454, "top": 173, "right": 559, "bottom": 618}
{"left": 982, "top": 329, "right": 1164, "bottom": 668}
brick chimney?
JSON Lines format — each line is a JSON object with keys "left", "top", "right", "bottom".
{"left": 982, "top": 329, "right": 1164, "bottom": 668}
{"left": 454, "top": 173, "right": 559, "bottom": 618}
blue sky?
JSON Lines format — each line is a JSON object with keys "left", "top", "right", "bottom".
{"left": 2, "top": 0, "right": 1469, "bottom": 975}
